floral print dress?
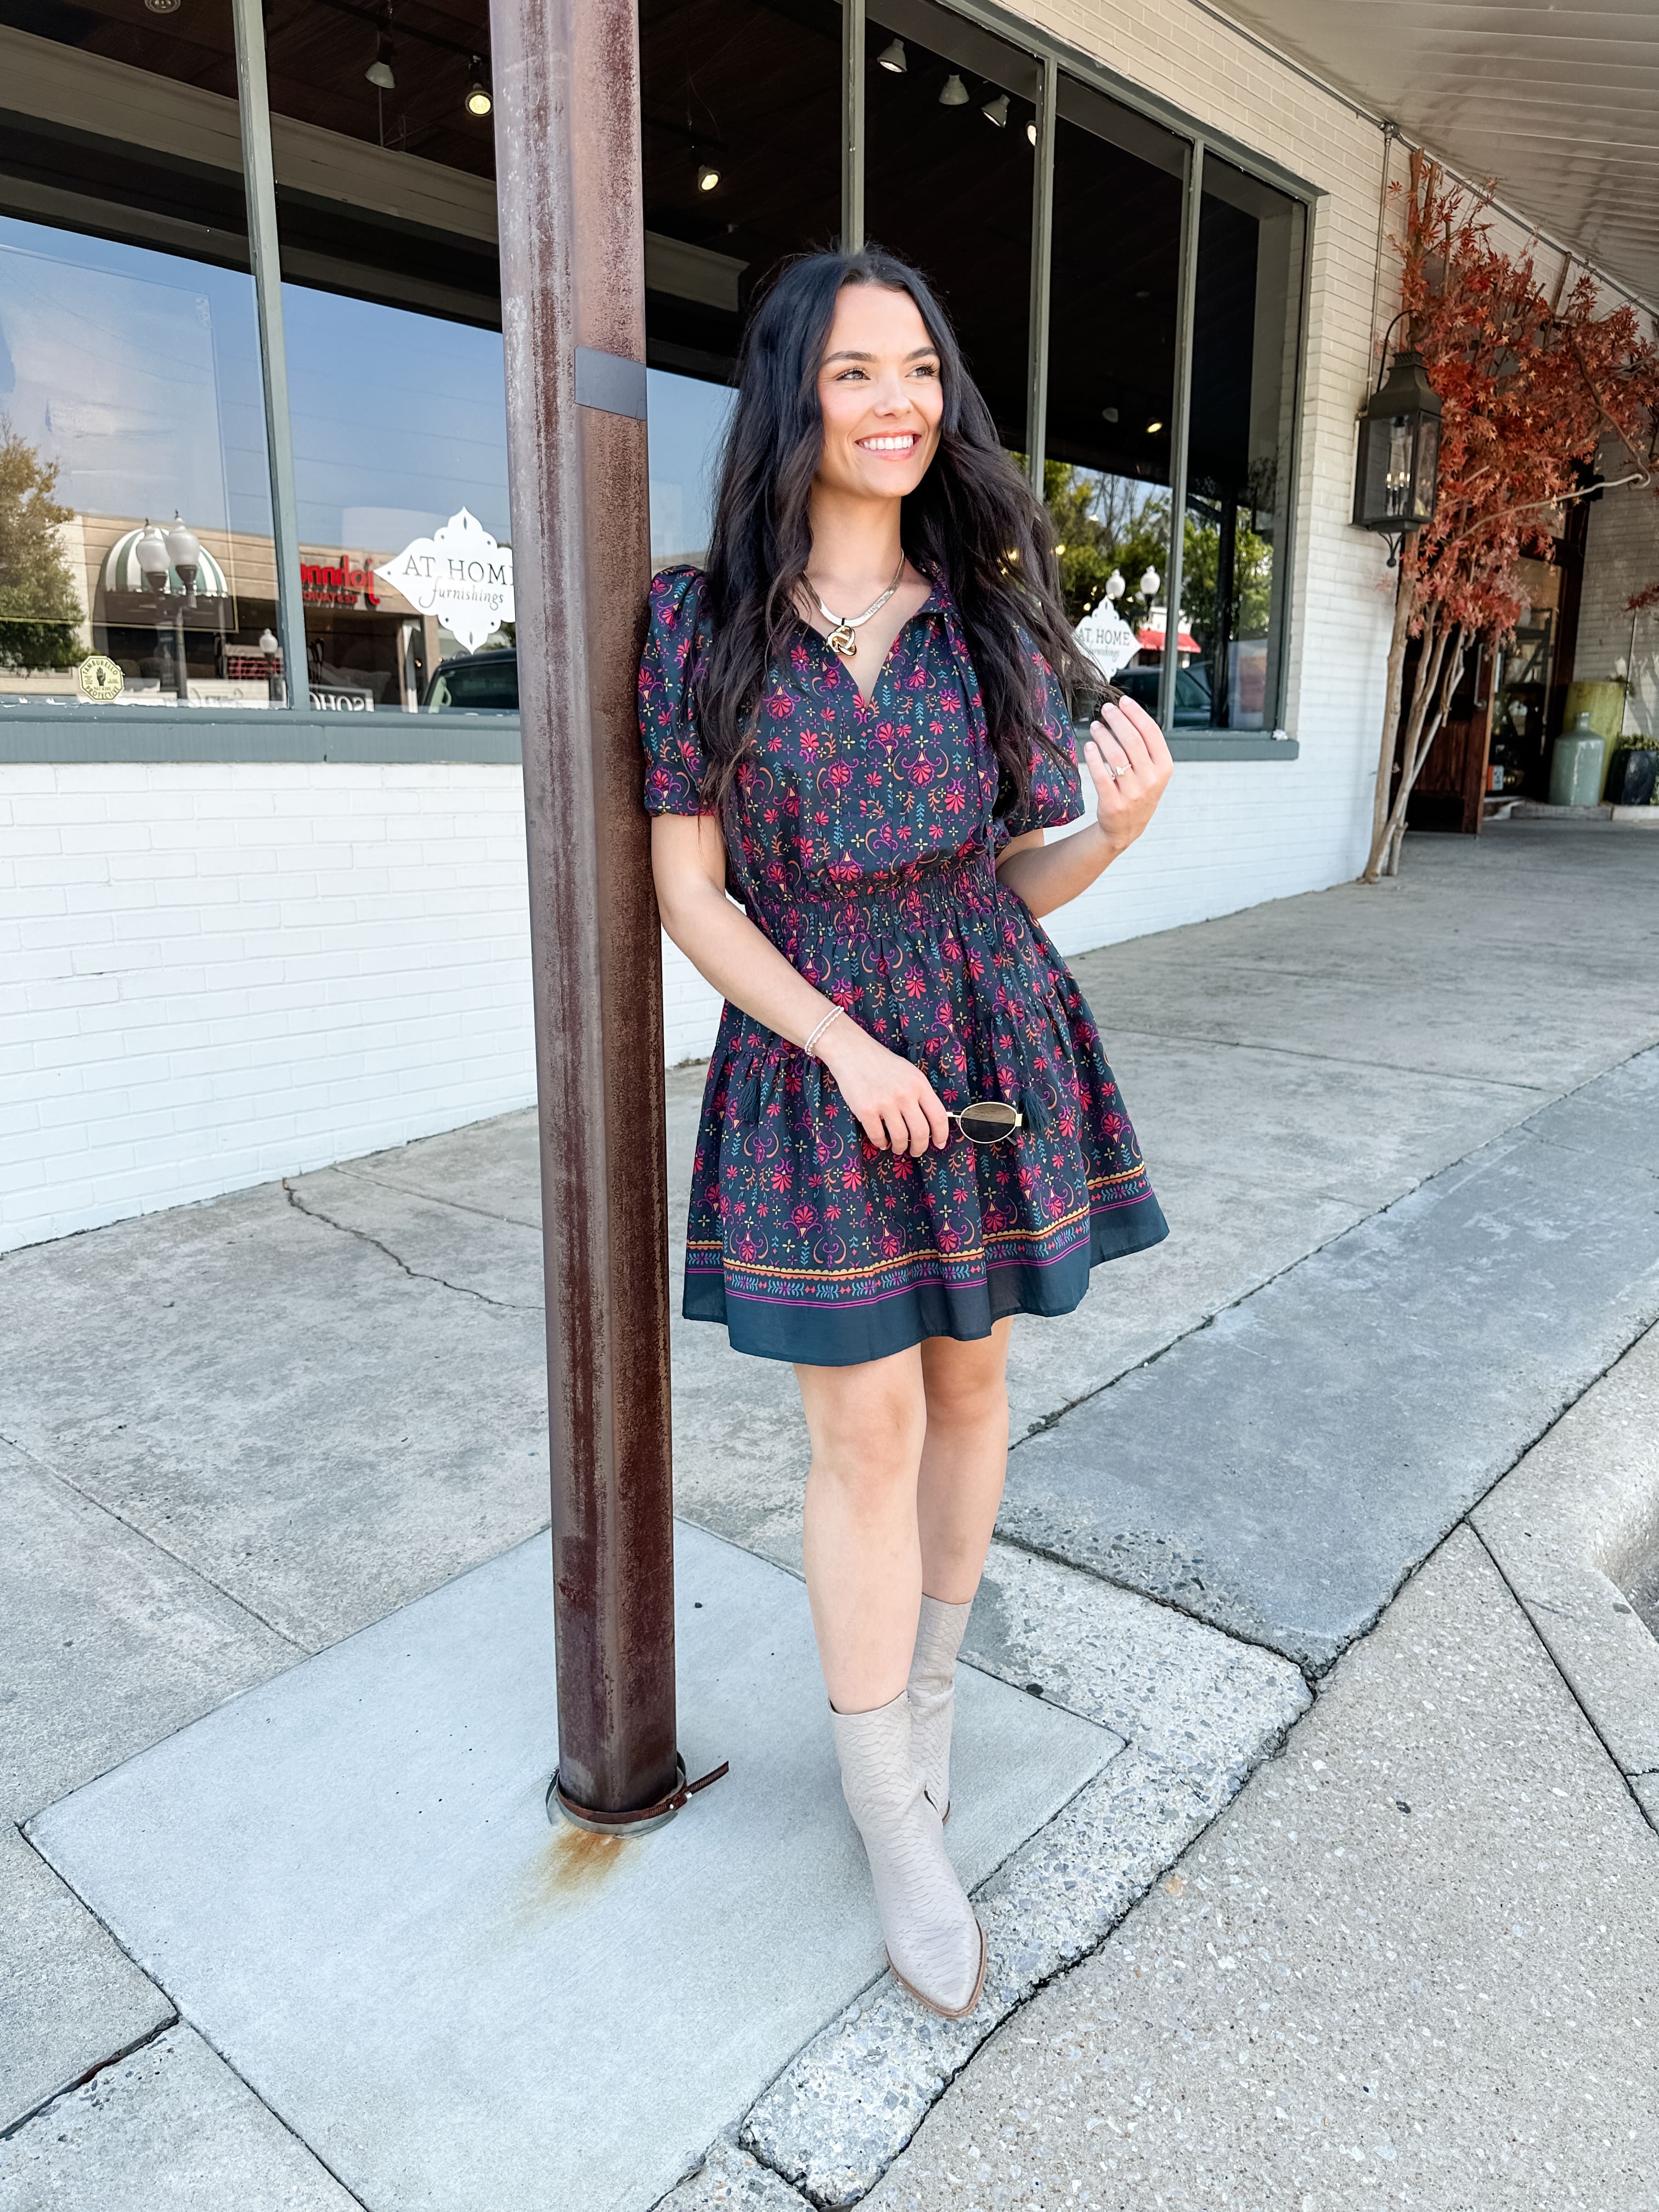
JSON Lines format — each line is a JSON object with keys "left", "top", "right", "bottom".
{"left": 639, "top": 565, "right": 1167, "bottom": 1366}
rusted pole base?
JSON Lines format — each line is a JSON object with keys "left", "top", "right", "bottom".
{"left": 550, "top": 1763, "right": 686, "bottom": 1837}
{"left": 548, "top": 1757, "right": 730, "bottom": 1837}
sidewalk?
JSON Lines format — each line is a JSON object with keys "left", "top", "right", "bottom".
{"left": 3, "top": 822, "right": 1658, "bottom": 2208}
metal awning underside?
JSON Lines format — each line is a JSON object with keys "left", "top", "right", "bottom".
{"left": 1210, "top": 0, "right": 1659, "bottom": 311}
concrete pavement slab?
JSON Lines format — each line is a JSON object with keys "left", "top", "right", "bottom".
{"left": 29, "top": 1523, "right": 1118, "bottom": 2212}
{"left": 0, "top": 1184, "right": 550, "bottom": 1652}
{"left": 1064, "top": 824, "right": 1659, "bottom": 1094}
{"left": 0, "top": 2027, "right": 360, "bottom": 2212}
{"left": 865, "top": 1524, "right": 1659, "bottom": 2212}
{"left": 0, "top": 1436, "right": 295, "bottom": 1824}
{"left": 662, "top": 2140, "right": 813, "bottom": 2212}
{"left": 998, "top": 1050, "right": 1659, "bottom": 1670}
{"left": 0, "top": 1827, "right": 173, "bottom": 2137}
{"left": 1473, "top": 1319, "right": 1659, "bottom": 1780}
{"left": 0, "top": 1439, "right": 284, "bottom": 2132}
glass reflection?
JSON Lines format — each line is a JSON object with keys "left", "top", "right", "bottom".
{"left": 865, "top": 0, "right": 1039, "bottom": 447}
{"left": 1042, "top": 80, "right": 1184, "bottom": 716}
{"left": 1182, "top": 155, "right": 1304, "bottom": 728}
{"left": 0, "top": 217, "right": 274, "bottom": 707}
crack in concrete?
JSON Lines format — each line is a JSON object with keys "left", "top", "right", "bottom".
{"left": 0, "top": 2016, "right": 178, "bottom": 2144}
{"left": 281, "top": 1182, "right": 541, "bottom": 1312}
{"left": 1470, "top": 1520, "right": 1659, "bottom": 1837}
{"left": 0, "top": 1430, "right": 308, "bottom": 1658}
{"left": 331, "top": 1163, "right": 541, "bottom": 1235}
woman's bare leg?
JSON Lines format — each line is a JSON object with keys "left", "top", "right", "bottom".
{"left": 916, "top": 1319, "right": 1014, "bottom": 1602}
{"left": 797, "top": 1345, "right": 929, "bottom": 1713}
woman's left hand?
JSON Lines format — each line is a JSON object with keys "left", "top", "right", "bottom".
{"left": 1084, "top": 695, "right": 1174, "bottom": 856}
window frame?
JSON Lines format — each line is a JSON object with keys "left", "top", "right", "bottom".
{"left": 845, "top": 0, "right": 1319, "bottom": 748}
{"left": 2, "top": 0, "right": 1317, "bottom": 759}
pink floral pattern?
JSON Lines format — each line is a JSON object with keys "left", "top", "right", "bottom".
{"left": 639, "top": 565, "right": 1166, "bottom": 1365}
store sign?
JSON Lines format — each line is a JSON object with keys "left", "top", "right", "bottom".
{"left": 302, "top": 561, "right": 380, "bottom": 608}
{"left": 1073, "top": 601, "right": 1138, "bottom": 680}
{"left": 77, "top": 653, "right": 125, "bottom": 702}
{"left": 376, "top": 508, "right": 515, "bottom": 653}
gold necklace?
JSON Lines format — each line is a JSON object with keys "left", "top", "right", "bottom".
{"left": 808, "top": 552, "right": 906, "bottom": 656}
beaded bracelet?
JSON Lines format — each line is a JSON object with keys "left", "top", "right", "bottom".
{"left": 804, "top": 1005, "right": 845, "bottom": 1058}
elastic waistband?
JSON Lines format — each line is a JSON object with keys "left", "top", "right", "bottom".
{"left": 789, "top": 850, "right": 998, "bottom": 910}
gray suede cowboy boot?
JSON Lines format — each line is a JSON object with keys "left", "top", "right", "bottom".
{"left": 907, "top": 1593, "right": 973, "bottom": 1822}
{"left": 830, "top": 1690, "right": 987, "bottom": 2018}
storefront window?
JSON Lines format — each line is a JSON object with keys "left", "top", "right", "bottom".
{"left": 0, "top": 217, "right": 278, "bottom": 708}
{"left": 281, "top": 286, "right": 511, "bottom": 709}
{"left": 0, "top": 5, "right": 294, "bottom": 708}
{"left": 1042, "top": 81, "right": 1184, "bottom": 718}
{"left": 639, "top": 0, "right": 839, "bottom": 580}
{"left": 865, "top": 0, "right": 1039, "bottom": 449}
{"left": 648, "top": 370, "right": 737, "bottom": 571}
{"left": 1182, "top": 156, "right": 1304, "bottom": 728}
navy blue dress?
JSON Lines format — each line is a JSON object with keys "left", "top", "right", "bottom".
{"left": 639, "top": 565, "right": 1168, "bottom": 1365}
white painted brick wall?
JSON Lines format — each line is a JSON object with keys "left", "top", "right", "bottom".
{"left": 2, "top": 764, "right": 537, "bottom": 1251}
{"left": 5, "top": 0, "right": 1640, "bottom": 1243}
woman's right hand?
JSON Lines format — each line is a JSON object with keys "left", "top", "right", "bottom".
{"left": 816, "top": 1017, "right": 951, "bottom": 1155}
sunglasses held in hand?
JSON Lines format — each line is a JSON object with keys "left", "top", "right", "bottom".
{"left": 948, "top": 1101, "right": 1024, "bottom": 1146}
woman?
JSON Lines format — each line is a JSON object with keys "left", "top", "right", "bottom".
{"left": 640, "top": 249, "right": 1172, "bottom": 2019}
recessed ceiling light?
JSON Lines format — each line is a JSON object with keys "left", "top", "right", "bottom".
{"left": 877, "top": 38, "right": 907, "bottom": 72}
{"left": 939, "top": 72, "right": 969, "bottom": 106}
{"left": 981, "top": 92, "right": 1009, "bottom": 126}
{"left": 697, "top": 163, "right": 720, "bottom": 192}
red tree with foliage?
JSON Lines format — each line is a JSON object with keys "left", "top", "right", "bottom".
{"left": 1365, "top": 154, "right": 1659, "bottom": 880}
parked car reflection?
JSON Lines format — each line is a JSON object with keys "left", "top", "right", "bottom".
{"left": 1110, "top": 663, "right": 1214, "bottom": 727}
{"left": 421, "top": 648, "right": 519, "bottom": 712}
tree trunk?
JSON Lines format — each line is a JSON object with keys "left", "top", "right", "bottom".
{"left": 1365, "top": 603, "right": 1446, "bottom": 879}
{"left": 1364, "top": 541, "right": 1418, "bottom": 881}
{"left": 1380, "top": 623, "right": 1469, "bottom": 874}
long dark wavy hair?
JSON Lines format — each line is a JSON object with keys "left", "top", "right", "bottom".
{"left": 688, "top": 246, "right": 1104, "bottom": 819}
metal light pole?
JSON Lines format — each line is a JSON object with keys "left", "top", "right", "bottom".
{"left": 489, "top": 0, "right": 701, "bottom": 1830}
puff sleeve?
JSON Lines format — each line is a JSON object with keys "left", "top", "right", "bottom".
{"left": 637, "top": 565, "right": 712, "bottom": 815}
{"left": 998, "top": 645, "right": 1085, "bottom": 839}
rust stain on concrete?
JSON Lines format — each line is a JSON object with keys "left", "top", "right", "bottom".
{"left": 534, "top": 1826, "right": 629, "bottom": 1902}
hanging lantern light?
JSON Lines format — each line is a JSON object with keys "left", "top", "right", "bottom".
{"left": 1353, "top": 347, "right": 1442, "bottom": 549}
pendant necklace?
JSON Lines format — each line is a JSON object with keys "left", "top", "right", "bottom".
{"left": 809, "top": 552, "right": 906, "bottom": 657}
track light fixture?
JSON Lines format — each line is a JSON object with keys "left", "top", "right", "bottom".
{"left": 938, "top": 72, "right": 969, "bottom": 106}
{"left": 365, "top": 32, "right": 396, "bottom": 88}
{"left": 877, "top": 38, "right": 907, "bottom": 71}
{"left": 981, "top": 91, "right": 1009, "bottom": 126}
{"left": 465, "top": 58, "right": 492, "bottom": 115}
{"left": 697, "top": 162, "right": 720, "bottom": 192}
